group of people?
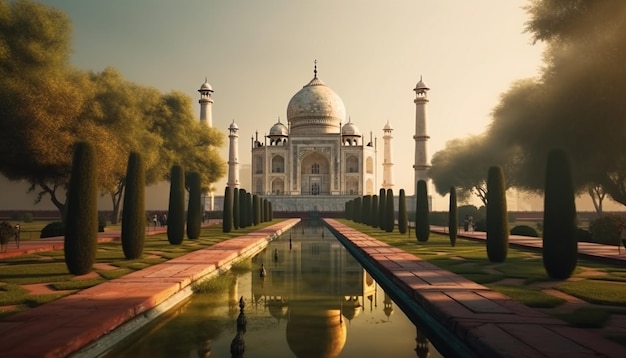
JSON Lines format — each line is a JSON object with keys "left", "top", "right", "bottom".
{"left": 150, "top": 213, "right": 168, "bottom": 228}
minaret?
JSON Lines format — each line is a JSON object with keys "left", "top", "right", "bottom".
{"left": 382, "top": 121, "right": 394, "bottom": 190}
{"left": 413, "top": 76, "right": 431, "bottom": 196}
{"left": 198, "top": 78, "right": 214, "bottom": 127}
{"left": 228, "top": 120, "right": 240, "bottom": 189}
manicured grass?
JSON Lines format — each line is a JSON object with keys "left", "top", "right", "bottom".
{"left": 487, "top": 284, "right": 566, "bottom": 308}
{"left": 0, "top": 220, "right": 285, "bottom": 315}
{"left": 337, "top": 219, "right": 626, "bottom": 336}
{"left": 557, "top": 280, "right": 626, "bottom": 306}
{"left": 554, "top": 307, "right": 611, "bottom": 328}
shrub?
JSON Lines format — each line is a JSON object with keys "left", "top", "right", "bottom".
{"left": 167, "top": 165, "right": 186, "bottom": 245}
{"left": 379, "top": 188, "right": 386, "bottom": 230}
{"left": 233, "top": 188, "right": 240, "bottom": 229}
{"left": 449, "top": 186, "right": 458, "bottom": 246}
{"left": 589, "top": 215, "right": 623, "bottom": 245}
{"left": 64, "top": 141, "right": 98, "bottom": 275}
{"left": 543, "top": 149, "right": 577, "bottom": 279}
{"left": 486, "top": 166, "right": 508, "bottom": 262}
{"left": 40, "top": 222, "right": 65, "bottom": 238}
{"left": 385, "top": 189, "right": 394, "bottom": 233}
{"left": 398, "top": 189, "right": 408, "bottom": 234}
{"left": 98, "top": 214, "right": 107, "bottom": 232}
{"left": 223, "top": 187, "right": 232, "bottom": 233}
{"left": 576, "top": 228, "right": 592, "bottom": 242}
{"left": 415, "top": 180, "right": 429, "bottom": 242}
{"left": 121, "top": 152, "right": 146, "bottom": 259}
{"left": 0, "top": 221, "right": 14, "bottom": 246}
{"left": 510, "top": 225, "right": 539, "bottom": 237}
{"left": 186, "top": 172, "right": 202, "bottom": 240}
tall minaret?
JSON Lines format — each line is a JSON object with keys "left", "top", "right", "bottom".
{"left": 413, "top": 76, "right": 431, "bottom": 196}
{"left": 198, "top": 78, "right": 214, "bottom": 127}
{"left": 227, "top": 120, "right": 240, "bottom": 189}
{"left": 382, "top": 121, "right": 394, "bottom": 190}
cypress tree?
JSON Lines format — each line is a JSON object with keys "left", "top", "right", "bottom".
{"left": 486, "top": 166, "right": 508, "bottom": 262}
{"left": 239, "top": 189, "right": 248, "bottom": 228}
{"left": 385, "top": 189, "right": 394, "bottom": 232}
{"left": 379, "top": 188, "right": 386, "bottom": 230}
{"left": 448, "top": 186, "right": 458, "bottom": 247}
{"left": 345, "top": 201, "right": 351, "bottom": 220}
{"left": 362, "top": 195, "right": 371, "bottom": 225}
{"left": 223, "top": 187, "right": 233, "bottom": 233}
{"left": 354, "top": 196, "right": 362, "bottom": 223}
{"left": 167, "top": 165, "right": 185, "bottom": 245}
{"left": 398, "top": 189, "right": 408, "bottom": 234}
{"left": 264, "top": 198, "right": 270, "bottom": 222}
{"left": 64, "top": 141, "right": 98, "bottom": 275}
{"left": 371, "top": 195, "right": 379, "bottom": 228}
{"left": 415, "top": 180, "right": 430, "bottom": 242}
{"left": 186, "top": 172, "right": 202, "bottom": 240}
{"left": 268, "top": 201, "right": 273, "bottom": 221}
{"left": 543, "top": 149, "right": 578, "bottom": 279}
{"left": 121, "top": 151, "right": 145, "bottom": 259}
{"left": 252, "top": 194, "right": 260, "bottom": 225}
{"left": 247, "top": 192, "right": 253, "bottom": 227}
{"left": 233, "top": 188, "right": 240, "bottom": 229}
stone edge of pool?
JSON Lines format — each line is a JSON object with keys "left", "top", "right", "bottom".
{"left": 0, "top": 218, "right": 300, "bottom": 358}
{"left": 323, "top": 218, "right": 626, "bottom": 358}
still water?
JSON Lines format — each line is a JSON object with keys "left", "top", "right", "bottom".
{"left": 103, "top": 221, "right": 443, "bottom": 357}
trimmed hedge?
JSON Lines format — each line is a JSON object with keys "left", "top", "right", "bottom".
{"left": 121, "top": 152, "right": 146, "bottom": 259}
{"left": 449, "top": 186, "right": 458, "bottom": 246}
{"left": 415, "top": 180, "right": 430, "bottom": 242}
{"left": 167, "top": 165, "right": 186, "bottom": 245}
{"left": 510, "top": 225, "right": 539, "bottom": 237}
{"left": 486, "top": 166, "right": 508, "bottom": 262}
{"left": 186, "top": 172, "right": 202, "bottom": 240}
{"left": 64, "top": 142, "right": 98, "bottom": 275}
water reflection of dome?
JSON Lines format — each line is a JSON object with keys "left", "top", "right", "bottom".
{"left": 286, "top": 304, "right": 347, "bottom": 358}
{"left": 341, "top": 296, "right": 362, "bottom": 321}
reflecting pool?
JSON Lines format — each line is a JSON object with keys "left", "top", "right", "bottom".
{"left": 103, "top": 221, "right": 443, "bottom": 357}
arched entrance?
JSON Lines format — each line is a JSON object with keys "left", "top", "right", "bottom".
{"left": 301, "top": 151, "right": 330, "bottom": 195}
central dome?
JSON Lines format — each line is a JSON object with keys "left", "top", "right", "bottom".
{"left": 287, "top": 77, "right": 346, "bottom": 135}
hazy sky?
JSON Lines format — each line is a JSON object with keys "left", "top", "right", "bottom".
{"left": 33, "top": 0, "right": 547, "bottom": 210}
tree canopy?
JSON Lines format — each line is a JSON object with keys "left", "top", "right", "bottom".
{"left": 0, "top": 0, "right": 225, "bottom": 217}
{"left": 429, "top": 0, "right": 626, "bottom": 209}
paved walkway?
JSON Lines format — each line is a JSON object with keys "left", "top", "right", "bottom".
{"left": 0, "top": 219, "right": 300, "bottom": 358}
{"left": 325, "top": 219, "right": 626, "bottom": 358}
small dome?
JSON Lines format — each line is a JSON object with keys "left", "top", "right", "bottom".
{"left": 383, "top": 121, "right": 393, "bottom": 130}
{"left": 229, "top": 121, "right": 239, "bottom": 130}
{"left": 199, "top": 79, "right": 213, "bottom": 91}
{"left": 414, "top": 76, "right": 429, "bottom": 91}
{"left": 341, "top": 120, "right": 361, "bottom": 136}
{"left": 269, "top": 119, "right": 288, "bottom": 136}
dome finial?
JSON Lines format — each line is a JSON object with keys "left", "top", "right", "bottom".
{"left": 314, "top": 59, "right": 318, "bottom": 78}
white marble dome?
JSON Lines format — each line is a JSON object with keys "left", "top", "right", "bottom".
{"left": 269, "top": 119, "right": 288, "bottom": 136}
{"left": 199, "top": 79, "right": 213, "bottom": 91}
{"left": 341, "top": 120, "right": 361, "bottom": 136}
{"left": 287, "top": 77, "right": 346, "bottom": 135}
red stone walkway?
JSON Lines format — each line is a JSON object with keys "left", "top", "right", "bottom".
{"left": 324, "top": 219, "right": 626, "bottom": 358}
{"left": 0, "top": 219, "right": 300, "bottom": 358}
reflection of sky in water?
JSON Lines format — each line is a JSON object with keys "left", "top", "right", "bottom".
{"left": 105, "top": 222, "right": 443, "bottom": 357}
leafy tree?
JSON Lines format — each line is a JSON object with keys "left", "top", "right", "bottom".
{"left": 121, "top": 152, "right": 145, "bottom": 259}
{"left": 486, "top": 166, "right": 508, "bottom": 262}
{"left": 186, "top": 172, "right": 202, "bottom": 239}
{"left": 167, "top": 165, "right": 185, "bottom": 245}
{"left": 64, "top": 142, "right": 97, "bottom": 275}
{"left": 543, "top": 149, "right": 577, "bottom": 279}
{"left": 415, "top": 180, "right": 430, "bottom": 242}
{"left": 448, "top": 186, "right": 458, "bottom": 246}
{"left": 385, "top": 189, "right": 394, "bottom": 233}
{"left": 222, "top": 187, "right": 232, "bottom": 233}
{"left": 233, "top": 188, "right": 240, "bottom": 229}
{"left": 398, "top": 189, "right": 408, "bottom": 234}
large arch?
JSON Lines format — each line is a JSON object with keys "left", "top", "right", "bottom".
{"left": 366, "top": 156, "right": 373, "bottom": 174}
{"left": 365, "top": 179, "right": 374, "bottom": 195}
{"left": 301, "top": 151, "right": 330, "bottom": 195}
